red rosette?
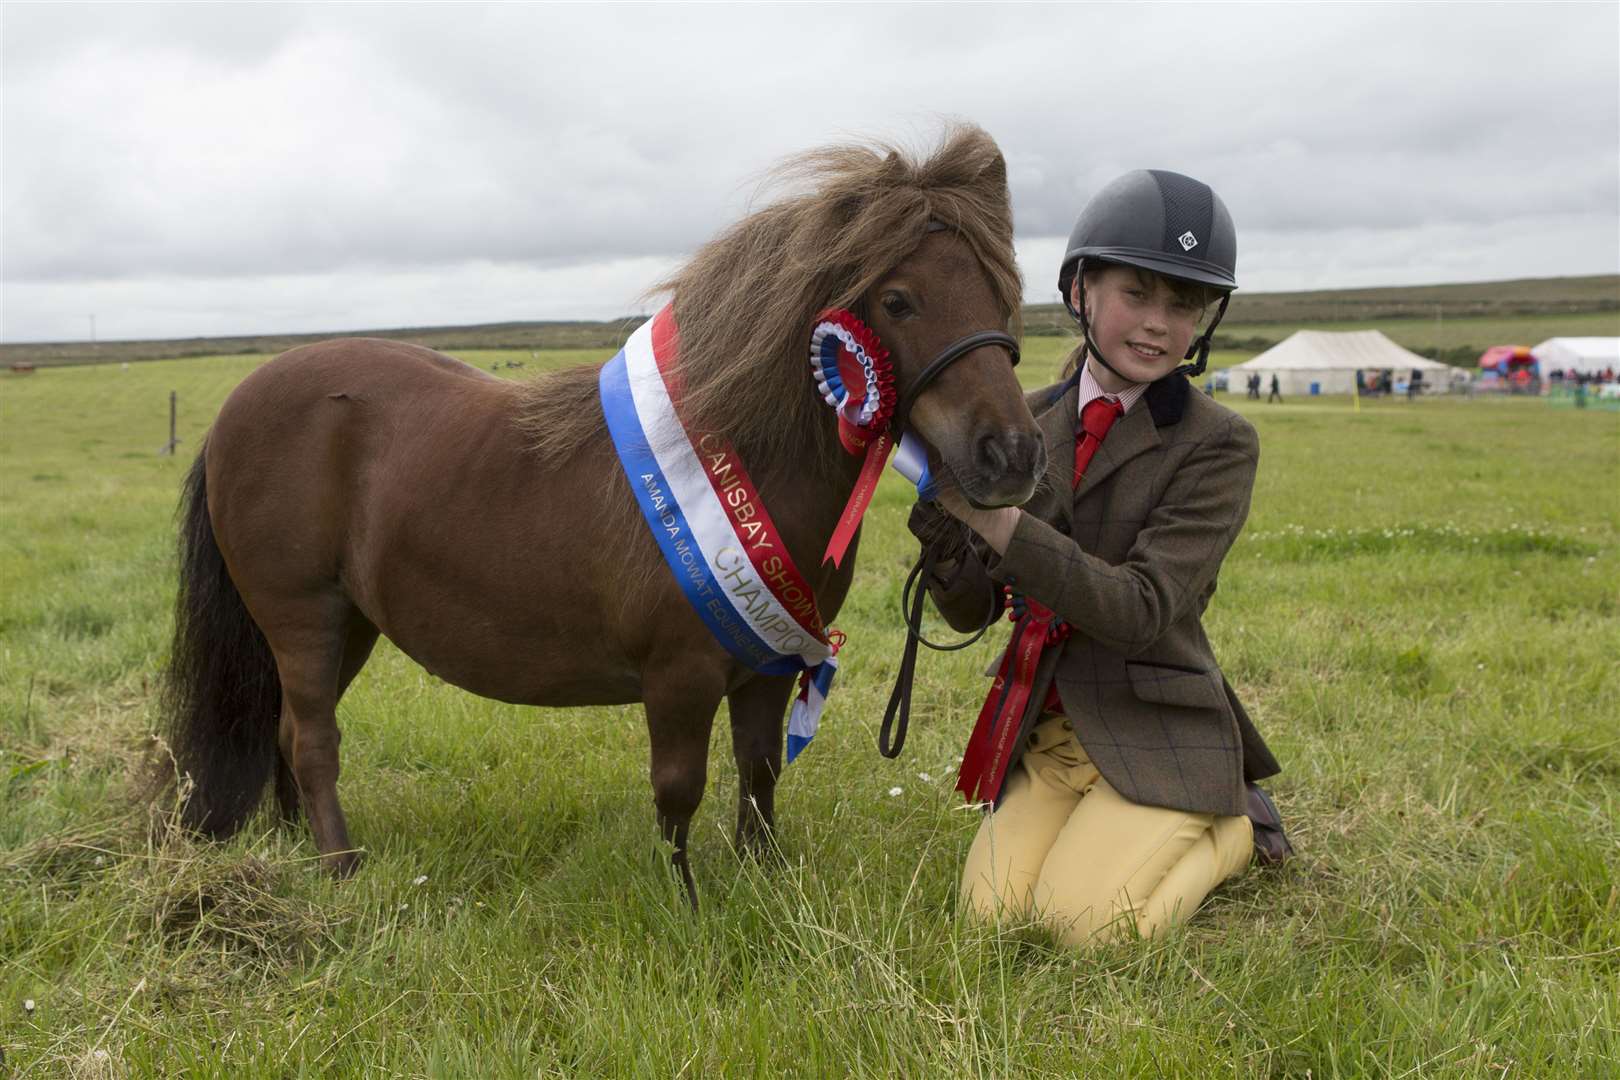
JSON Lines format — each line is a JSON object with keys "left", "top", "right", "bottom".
{"left": 810, "top": 308, "right": 895, "bottom": 453}
{"left": 809, "top": 309, "right": 901, "bottom": 565}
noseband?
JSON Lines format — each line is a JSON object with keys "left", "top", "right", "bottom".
{"left": 891, "top": 329, "right": 1021, "bottom": 439}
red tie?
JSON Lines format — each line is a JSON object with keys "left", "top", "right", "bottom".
{"left": 1073, "top": 396, "right": 1124, "bottom": 489}
{"left": 956, "top": 395, "right": 1125, "bottom": 805}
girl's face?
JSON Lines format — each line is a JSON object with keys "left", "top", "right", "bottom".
{"left": 1074, "top": 265, "right": 1208, "bottom": 387}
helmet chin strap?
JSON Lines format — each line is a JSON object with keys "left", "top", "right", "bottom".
{"left": 1067, "top": 270, "right": 1132, "bottom": 384}
{"left": 1174, "top": 292, "right": 1230, "bottom": 379}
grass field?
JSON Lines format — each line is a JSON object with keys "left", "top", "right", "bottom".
{"left": 3, "top": 339, "right": 1618, "bottom": 1077}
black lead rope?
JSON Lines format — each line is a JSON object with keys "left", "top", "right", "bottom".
{"left": 878, "top": 533, "right": 1003, "bottom": 759}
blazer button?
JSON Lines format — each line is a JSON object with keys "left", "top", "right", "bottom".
{"left": 1061, "top": 719, "right": 1073, "bottom": 731}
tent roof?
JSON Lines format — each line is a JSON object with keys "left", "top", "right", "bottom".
{"left": 1228, "top": 330, "right": 1453, "bottom": 372}
{"left": 1532, "top": 337, "right": 1620, "bottom": 374}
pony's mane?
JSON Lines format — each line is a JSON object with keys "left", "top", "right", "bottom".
{"left": 518, "top": 124, "right": 1022, "bottom": 471}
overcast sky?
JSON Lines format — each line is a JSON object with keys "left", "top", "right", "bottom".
{"left": 3, "top": 2, "right": 1617, "bottom": 343}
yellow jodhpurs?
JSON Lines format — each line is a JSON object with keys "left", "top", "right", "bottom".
{"left": 960, "top": 716, "right": 1253, "bottom": 946}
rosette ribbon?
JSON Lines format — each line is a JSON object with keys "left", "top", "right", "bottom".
{"left": 811, "top": 309, "right": 898, "bottom": 567}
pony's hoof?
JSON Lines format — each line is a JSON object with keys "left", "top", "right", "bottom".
{"left": 322, "top": 849, "right": 366, "bottom": 879}
{"left": 734, "top": 829, "right": 785, "bottom": 867}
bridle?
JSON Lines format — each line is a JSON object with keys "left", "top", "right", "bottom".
{"left": 870, "top": 226, "right": 1022, "bottom": 758}
{"left": 891, "top": 329, "right": 1021, "bottom": 440}
{"left": 885, "top": 222, "right": 1022, "bottom": 441}
{"left": 877, "top": 331, "right": 1017, "bottom": 757}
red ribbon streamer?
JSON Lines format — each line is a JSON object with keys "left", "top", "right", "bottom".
{"left": 821, "top": 429, "right": 894, "bottom": 568}
{"left": 955, "top": 600, "right": 1055, "bottom": 804}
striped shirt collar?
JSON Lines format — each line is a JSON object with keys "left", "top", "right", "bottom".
{"left": 1078, "top": 358, "right": 1149, "bottom": 417}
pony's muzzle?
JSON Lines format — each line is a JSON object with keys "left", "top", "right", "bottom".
{"left": 970, "top": 428, "right": 1045, "bottom": 506}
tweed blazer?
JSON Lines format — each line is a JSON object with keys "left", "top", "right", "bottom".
{"left": 919, "top": 372, "right": 1280, "bottom": 818}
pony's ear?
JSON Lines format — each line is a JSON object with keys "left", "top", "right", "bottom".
{"left": 979, "top": 151, "right": 1008, "bottom": 192}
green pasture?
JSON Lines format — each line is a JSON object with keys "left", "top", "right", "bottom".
{"left": 2, "top": 346, "right": 1617, "bottom": 1077}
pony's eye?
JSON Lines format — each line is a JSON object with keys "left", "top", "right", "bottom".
{"left": 881, "top": 292, "right": 912, "bottom": 318}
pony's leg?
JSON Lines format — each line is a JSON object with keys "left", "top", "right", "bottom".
{"left": 275, "top": 615, "right": 378, "bottom": 826}
{"left": 643, "top": 670, "right": 725, "bottom": 909}
{"left": 725, "top": 674, "right": 793, "bottom": 860}
{"left": 260, "top": 594, "right": 366, "bottom": 877}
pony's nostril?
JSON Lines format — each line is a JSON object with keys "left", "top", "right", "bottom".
{"left": 1023, "top": 433, "right": 1047, "bottom": 478}
{"left": 1014, "top": 430, "right": 1044, "bottom": 478}
{"left": 982, "top": 431, "right": 1042, "bottom": 478}
{"left": 977, "top": 433, "right": 1009, "bottom": 475}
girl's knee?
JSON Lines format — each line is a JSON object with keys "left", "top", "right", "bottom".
{"left": 1036, "top": 811, "right": 1252, "bottom": 946}
{"left": 959, "top": 868, "right": 1031, "bottom": 925}
{"left": 1211, "top": 812, "right": 1254, "bottom": 882}
{"left": 959, "top": 825, "right": 1041, "bottom": 924}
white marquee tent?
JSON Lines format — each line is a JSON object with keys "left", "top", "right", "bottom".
{"left": 1532, "top": 337, "right": 1620, "bottom": 377}
{"left": 1225, "top": 330, "right": 1462, "bottom": 396}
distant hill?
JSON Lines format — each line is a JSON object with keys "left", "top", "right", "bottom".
{"left": 0, "top": 318, "right": 650, "bottom": 368}
{"left": 1022, "top": 274, "right": 1620, "bottom": 335}
{"left": 5, "top": 274, "right": 1616, "bottom": 368}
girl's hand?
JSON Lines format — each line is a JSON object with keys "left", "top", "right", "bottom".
{"left": 933, "top": 488, "right": 1020, "bottom": 555}
{"left": 932, "top": 486, "right": 975, "bottom": 522}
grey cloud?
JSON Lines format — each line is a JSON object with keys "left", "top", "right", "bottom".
{"left": 2, "top": 2, "right": 1616, "bottom": 342}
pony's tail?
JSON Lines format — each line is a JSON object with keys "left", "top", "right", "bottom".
{"left": 159, "top": 441, "right": 282, "bottom": 838}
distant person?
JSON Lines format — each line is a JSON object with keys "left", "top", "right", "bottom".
{"left": 1408, "top": 368, "right": 1422, "bottom": 400}
{"left": 1249, "top": 372, "right": 1261, "bottom": 399}
{"left": 1267, "top": 372, "right": 1282, "bottom": 402}
{"left": 908, "top": 168, "right": 1289, "bottom": 949}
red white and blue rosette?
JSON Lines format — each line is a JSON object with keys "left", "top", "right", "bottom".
{"left": 811, "top": 309, "right": 900, "bottom": 567}
{"left": 810, "top": 309, "right": 894, "bottom": 455}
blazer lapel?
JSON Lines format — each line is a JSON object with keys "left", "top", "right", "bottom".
{"left": 1032, "top": 381, "right": 1079, "bottom": 533}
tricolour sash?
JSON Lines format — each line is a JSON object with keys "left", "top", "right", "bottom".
{"left": 600, "top": 306, "right": 838, "bottom": 760}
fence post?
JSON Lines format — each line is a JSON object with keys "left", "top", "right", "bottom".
{"left": 158, "top": 391, "right": 180, "bottom": 455}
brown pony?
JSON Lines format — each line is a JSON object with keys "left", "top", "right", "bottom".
{"left": 162, "top": 124, "right": 1043, "bottom": 902}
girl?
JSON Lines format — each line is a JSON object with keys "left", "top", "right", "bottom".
{"left": 910, "top": 169, "right": 1289, "bottom": 946}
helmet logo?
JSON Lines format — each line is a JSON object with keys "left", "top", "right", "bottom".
{"left": 1177, "top": 231, "right": 1199, "bottom": 251}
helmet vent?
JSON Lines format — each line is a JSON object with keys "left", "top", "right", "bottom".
{"left": 1150, "top": 170, "right": 1214, "bottom": 259}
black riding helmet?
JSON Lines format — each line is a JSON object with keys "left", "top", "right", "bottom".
{"left": 1058, "top": 169, "right": 1237, "bottom": 379}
